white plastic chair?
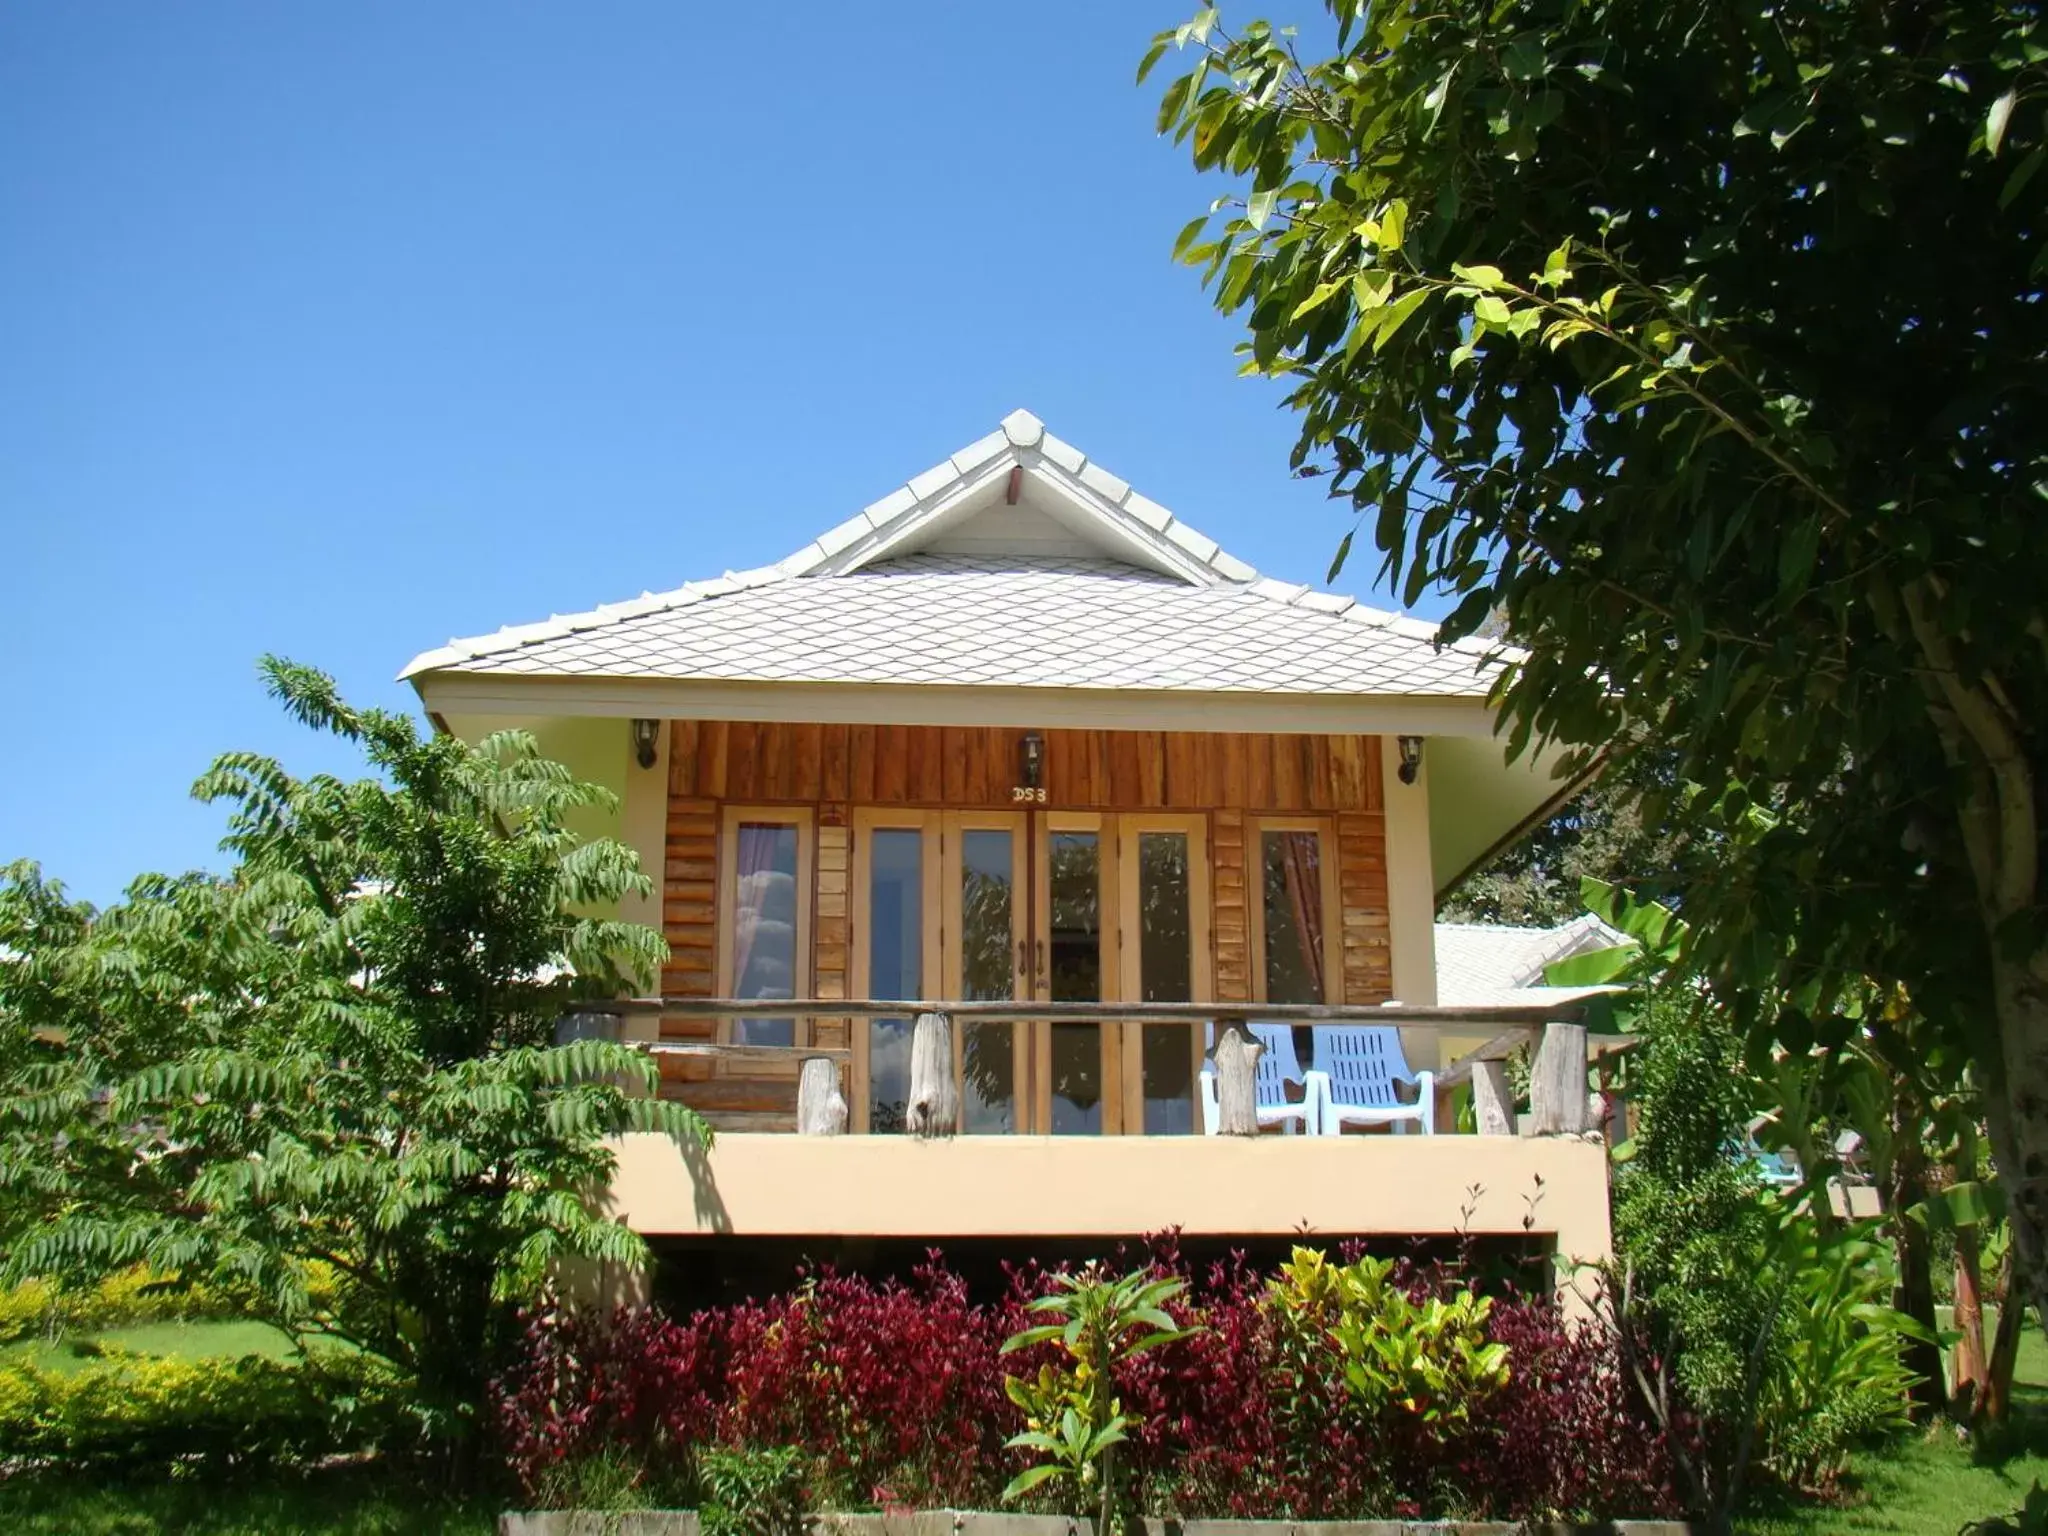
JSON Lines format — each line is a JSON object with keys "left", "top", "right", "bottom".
{"left": 1308, "top": 1025, "right": 1435, "bottom": 1135}
{"left": 1199, "top": 1021, "right": 1318, "bottom": 1134}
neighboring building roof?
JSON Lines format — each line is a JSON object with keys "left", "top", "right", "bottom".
{"left": 1433, "top": 913, "right": 1629, "bottom": 1006}
{"left": 400, "top": 409, "right": 1512, "bottom": 696}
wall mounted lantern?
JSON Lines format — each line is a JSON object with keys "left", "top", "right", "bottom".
{"left": 631, "top": 718, "right": 661, "bottom": 770}
{"left": 1396, "top": 735, "right": 1425, "bottom": 785}
{"left": 1019, "top": 731, "right": 1046, "bottom": 791}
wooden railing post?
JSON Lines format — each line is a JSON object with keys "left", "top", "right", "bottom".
{"left": 1528, "top": 1019, "right": 1593, "bottom": 1136}
{"left": 797, "top": 1056, "right": 847, "bottom": 1135}
{"left": 1472, "top": 1059, "right": 1517, "bottom": 1136}
{"left": 906, "top": 1011, "right": 958, "bottom": 1137}
{"left": 1214, "top": 1021, "right": 1263, "bottom": 1137}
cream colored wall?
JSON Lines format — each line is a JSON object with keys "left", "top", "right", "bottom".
{"left": 618, "top": 719, "right": 668, "bottom": 935}
{"left": 1380, "top": 736, "right": 1440, "bottom": 1070}
{"left": 1427, "top": 734, "right": 1577, "bottom": 901}
{"left": 438, "top": 713, "right": 632, "bottom": 918}
{"left": 607, "top": 1132, "right": 1614, "bottom": 1314}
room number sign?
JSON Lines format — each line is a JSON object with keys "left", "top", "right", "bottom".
{"left": 1010, "top": 785, "right": 1048, "bottom": 803}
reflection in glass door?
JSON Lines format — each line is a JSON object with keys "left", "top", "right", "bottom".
{"left": 1119, "top": 817, "right": 1211, "bottom": 1134}
{"left": 853, "top": 809, "right": 1211, "bottom": 1137}
{"left": 1045, "top": 825, "right": 1107, "bottom": 1134}
{"left": 852, "top": 812, "right": 940, "bottom": 1134}
{"left": 943, "top": 814, "right": 1027, "bottom": 1134}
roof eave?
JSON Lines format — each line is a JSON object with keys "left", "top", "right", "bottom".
{"left": 409, "top": 670, "right": 1509, "bottom": 738}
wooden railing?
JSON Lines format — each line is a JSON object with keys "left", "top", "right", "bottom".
{"left": 571, "top": 996, "right": 1626, "bottom": 1140}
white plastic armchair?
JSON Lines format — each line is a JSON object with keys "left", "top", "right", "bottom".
{"left": 1307, "top": 1025, "right": 1435, "bottom": 1135}
{"left": 1199, "top": 1021, "right": 1318, "bottom": 1134}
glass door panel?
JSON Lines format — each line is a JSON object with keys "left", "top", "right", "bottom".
{"left": 852, "top": 812, "right": 941, "bottom": 1134}
{"left": 1256, "top": 822, "right": 1337, "bottom": 1075}
{"left": 945, "top": 817, "right": 1026, "bottom": 1134}
{"left": 1046, "top": 828, "right": 1104, "bottom": 1134}
{"left": 1029, "top": 815, "right": 1119, "bottom": 1134}
{"left": 864, "top": 828, "right": 923, "bottom": 1134}
{"left": 1119, "top": 817, "right": 1211, "bottom": 1135}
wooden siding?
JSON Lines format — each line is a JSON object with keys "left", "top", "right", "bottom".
{"left": 667, "top": 722, "right": 1383, "bottom": 812}
{"left": 814, "top": 811, "right": 851, "bottom": 1054}
{"left": 1211, "top": 810, "right": 1252, "bottom": 1003}
{"left": 657, "top": 721, "right": 1393, "bottom": 1128}
{"left": 1337, "top": 813, "right": 1394, "bottom": 1003}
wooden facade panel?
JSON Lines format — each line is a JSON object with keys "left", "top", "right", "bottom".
{"left": 672, "top": 725, "right": 1385, "bottom": 812}
{"left": 658, "top": 721, "right": 1393, "bottom": 1103}
{"left": 1212, "top": 808, "right": 1252, "bottom": 1003}
{"left": 658, "top": 1067, "right": 799, "bottom": 1116}
{"left": 660, "top": 783, "right": 720, "bottom": 1032}
{"left": 1336, "top": 815, "right": 1394, "bottom": 1004}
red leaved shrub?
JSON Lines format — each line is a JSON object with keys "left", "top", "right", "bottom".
{"left": 490, "top": 1247, "right": 1679, "bottom": 1519}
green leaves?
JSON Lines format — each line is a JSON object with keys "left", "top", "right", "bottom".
{"left": 1149, "top": 3, "right": 2048, "bottom": 1252}
{"left": 1988, "top": 88, "right": 2019, "bottom": 155}
{"left": 1268, "top": 1248, "right": 1511, "bottom": 1426}
{"left": 0, "top": 664, "right": 700, "bottom": 1441}
{"left": 998, "top": 1265, "right": 1197, "bottom": 1514}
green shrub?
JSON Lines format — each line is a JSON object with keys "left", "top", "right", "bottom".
{"left": 0, "top": 1259, "right": 346, "bottom": 1345}
{"left": 999, "top": 1264, "right": 1193, "bottom": 1528}
{"left": 1267, "top": 1248, "right": 1510, "bottom": 1427}
{"left": 0, "top": 1264, "right": 263, "bottom": 1343}
{"left": 1760, "top": 1215, "right": 1922, "bottom": 1489}
{"left": 1612, "top": 989, "right": 1921, "bottom": 1511}
{"left": 0, "top": 1347, "right": 415, "bottom": 1468}
{"left": 697, "top": 1445, "right": 806, "bottom": 1536}
{"left": 0, "top": 1276, "right": 61, "bottom": 1344}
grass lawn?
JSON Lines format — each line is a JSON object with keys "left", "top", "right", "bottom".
{"left": 1738, "top": 1311, "right": 2048, "bottom": 1534}
{"left": 1, "top": 1318, "right": 313, "bottom": 1373}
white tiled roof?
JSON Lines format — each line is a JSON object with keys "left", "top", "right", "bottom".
{"left": 1434, "top": 914, "right": 1629, "bottom": 1005}
{"left": 438, "top": 555, "right": 1494, "bottom": 693}
{"left": 401, "top": 410, "right": 1515, "bottom": 695}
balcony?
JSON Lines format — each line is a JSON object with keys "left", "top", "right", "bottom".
{"left": 577, "top": 998, "right": 1622, "bottom": 1312}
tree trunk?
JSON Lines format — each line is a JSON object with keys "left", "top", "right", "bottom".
{"left": 1950, "top": 1127, "right": 1988, "bottom": 1414}
{"left": 1214, "top": 1022, "right": 1263, "bottom": 1136}
{"left": 1953, "top": 1227, "right": 1988, "bottom": 1414}
{"left": 1981, "top": 956, "right": 2048, "bottom": 1361}
{"left": 1473, "top": 1058, "right": 1516, "bottom": 1136}
{"left": 905, "top": 1011, "right": 958, "bottom": 1137}
{"left": 1529, "top": 1020, "right": 1592, "bottom": 1136}
{"left": 1888, "top": 1088, "right": 1947, "bottom": 1419}
{"left": 1981, "top": 1249, "right": 2024, "bottom": 1425}
{"left": 797, "top": 1056, "right": 847, "bottom": 1135}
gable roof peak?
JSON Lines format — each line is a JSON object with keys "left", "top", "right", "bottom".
{"left": 779, "top": 410, "right": 1256, "bottom": 588}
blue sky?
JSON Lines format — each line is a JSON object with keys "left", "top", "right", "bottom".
{"left": 2, "top": 1, "right": 1425, "bottom": 907}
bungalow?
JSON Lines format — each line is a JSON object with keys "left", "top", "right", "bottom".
{"left": 401, "top": 411, "right": 1610, "bottom": 1300}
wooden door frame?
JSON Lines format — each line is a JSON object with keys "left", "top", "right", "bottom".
{"left": 715, "top": 806, "right": 816, "bottom": 1052}
{"left": 847, "top": 808, "right": 943, "bottom": 1133}
{"left": 941, "top": 810, "right": 1030, "bottom": 1134}
{"left": 1115, "top": 813, "right": 1213, "bottom": 1134}
{"left": 1246, "top": 815, "right": 1346, "bottom": 1006}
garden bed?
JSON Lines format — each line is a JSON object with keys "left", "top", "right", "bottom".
{"left": 501, "top": 1513, "right": 1700, "bottom": 1536}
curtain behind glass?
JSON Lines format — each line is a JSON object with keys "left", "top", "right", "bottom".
{"left": 732, "top": 823, "right": 799, "bottom": 1046}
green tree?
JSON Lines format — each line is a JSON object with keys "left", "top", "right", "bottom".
{"left": 0, "top": 660, "right": 704, "bottom": 1455}
{"left": 1147, "top": 2, "right": 2048, "bottom": 1322}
